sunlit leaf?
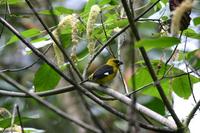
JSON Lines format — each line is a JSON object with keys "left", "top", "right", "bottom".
{"left": 131, "top": 60, "right": 200, "bottom": 99}
{"left": 7, "top": 28, "right": 41, "bottom": 45}
{"left": 98, "top": 0, "right": 111, "bottom": 5}
{"left": 39, "top": 10, "right": 61, "bottom": 16}
{"left": 84, "top": 0, "right": 96, "bottom": 12}
{"left": 193, "top": 17, "right": 200, "bottom": 26}
{"left": 55, "top": 6, "right": 73, "bottom": 14}
{"left": 183, "top": 28, "right": 200, "bottom": 39}
{"left": 135, "top": 37, "right": 180, "bottom": 51}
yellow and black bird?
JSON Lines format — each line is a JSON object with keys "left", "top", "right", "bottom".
{"left": 86, "top": 58, "right": 123, "bottom": 85}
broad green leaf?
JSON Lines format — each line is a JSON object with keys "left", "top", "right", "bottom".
{"left": 183, "top": 28, "right": 200, "bottom": 39}
{"left": 110, "top": 0, "right": 118, "bottom": 5}
{"left": 39, "top": 10, "right": 61, "bottom": 16}
{"left": 130, "top": 66, "right": 171, "bottom": 100}
{"left": 7, "top": 28, "right": 41, "bottom": 45}
{"left": 84, "top": 0, "right": 96, "bottom": 12}
{"left": 193, "top": 17, "right": 200, "bottom": 26}
{"left": 0, "top": 0, "right": 24, "bottom": 4}
{"left": 0, "top": 117, "right": 32, "bottom": 128}
{"left": 135, "top": 37, "right": 180, "bottom": 51}
{"left": 98, "top": 0, "right": 111, "bottom": 5}
{"left": 55, "top": 6, "right": 73, "bottom": 14}
{"left": 131, "top": 60, "right": 200, "bottom": 99}
{"left": 186, "top": 49, "right": 200, "bottom": 69}
{"left": 172, "top": 75, "right": 199, "bottom": 99}
{"left": 34, "top": 64, "right": 61, "bottom": 91}
{"left": 140, "top": 96, "right": 165, "bottom": 115}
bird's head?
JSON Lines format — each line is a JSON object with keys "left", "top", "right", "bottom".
{"left": 106, "top": 58, "right": 123, "bottom": 68}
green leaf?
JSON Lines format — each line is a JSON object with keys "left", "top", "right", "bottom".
{"left": 34, "top": 64, "right": 61, "bottom": 91}
{"left": 135, "top": 37, "right": 180, "bottom": 51}
{"left": 84, "top": 0, "right": 96, "bottom": 12}
{"left": 55, "top": 6, "right": 73, "bottom": 14}
{"left": 7, "top": 28, "right": 41, "bottom": 45}
{"left": 131, "top": 60, "right": 200, "bottom": 99}
{"left": 193, "top": 17, "right": 200, "bottom": 26}
{"left": 130, "top": 66, "right": 171, "bottom": 99}
{"left": 186, "top": 49, "right": 200, "bottom": 69}
{"left": 39, "top": 10, "right": 61, "bottom": 16}
{"left": 183, "top": 28, "right": 200, "bottom": 39}
{"left": 98, "top": 0, "right": 111, "bottom": 5}
{"left": 0, "top": 117, "right": 32, "bottom": 128}
{"left": 1, "top": 0, "right": 24, "bottom": 4}
{"left": 140, "top": 96, "right": 165, "bottom": 115}
{"left": 31, "top": 37, "right": 48, "bottom": 43}
{"left": 172, "top": 75, "right": 199, "bottom": 99}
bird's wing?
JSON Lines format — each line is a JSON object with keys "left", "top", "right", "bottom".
{"left": 92, "top": 65, "right": 114, "bottom": 80}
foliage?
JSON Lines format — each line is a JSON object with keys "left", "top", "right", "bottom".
{"left": 0, "top": 0, "right": 200, "bottom": 132}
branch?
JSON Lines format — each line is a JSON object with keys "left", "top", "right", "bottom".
{"left": 0, "top": 73, "right": 100, "bottom": 133}
{"left": 84, "top": 82, "right": 177, "bottom": 130}
{"left": 0, "top": 17, "right": 128, "bottom": 127}
{"left": 120, "top": 0, "right": 182, "bottom": 128}
{"left": 0, "top": 85, "right": 75, "bottom": 97}
{"left": 185, "top": 99, "right": 200, "bottom": 126}
{"left": 84, "top": 0, "right": 161, "bottom": 75}
{"left": 24, "top": 0, "right": 83, "bottom": 81}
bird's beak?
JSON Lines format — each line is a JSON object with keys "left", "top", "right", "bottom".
{"left": 118, "top": 61, "right": 123, "bottom": 65}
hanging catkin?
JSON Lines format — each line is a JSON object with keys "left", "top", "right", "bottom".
{"left": 86, "top": 5, "right": 101, "bottom": 56}
{"left": 52, "top": 15, "right": 73, "bottom": 66}
{"left": 70, "top": 14, "right": 79, "bottom": 63}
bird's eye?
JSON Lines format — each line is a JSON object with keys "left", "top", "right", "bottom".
{"left": 113, "top": 60, "right": 119, "bottom": 64}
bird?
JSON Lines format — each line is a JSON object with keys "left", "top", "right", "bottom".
{"left": 82, "top": 58, "right": 123, "bottom": 85}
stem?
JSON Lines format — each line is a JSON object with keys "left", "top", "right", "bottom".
{"left": 84, "top": 82, "right": 177, "bottom": 130}
{"left": 0, "top": 73, "right": 100, "bottom": 133}
{"left": 120, "top": 0, "right": 182, "bottom": 129}
{"left": 25, "top": 0, "right": 83, "bottom": 81}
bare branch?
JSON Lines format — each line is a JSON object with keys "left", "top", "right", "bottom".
{"left": 120, "top": 0, "right": 182, "bottom": 128}
{"left": 84, "top": 82, "right": 177, "bottom": 130}
{"left": 0, "top": 73, "right": 100, "bottom": 133}
{"left": 24, "top": 0, "right": 83, "bottom": 81}
{"left": 0, "top": 85, "right": 75, "bottom": 97}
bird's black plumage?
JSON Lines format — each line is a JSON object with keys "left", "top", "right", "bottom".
{"left": 92, "top": 65, "right": 114, "bottom": 80}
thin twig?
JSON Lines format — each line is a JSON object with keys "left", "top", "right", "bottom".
{"left": 183, "top": 36, "right": 197, "bottom": 103}
{"left": 16, "top": 105, "right": 24, "bottom": 133}
{"left": 165, "top": 32, "right": 183, "bottom": 66}
{"left": 24, "top": 0, "right": 83, "bottom": 81}
{"left": 127, "top": 82, "right": 154, "bottom": 97}
{"left": 79, "top": 93, "right": 106, "bottom": 133}
{"left": 84, "top": 0, "right": 162, "bottom": 75}
{"left": 0, "top": 17, "right": 129, "bottom": 129}
{"left": 69, "top": 66, "right": 105, "bottom": 132}
{"left": 120, "top": 0, "right": 182, "bottom": 129}
{"left": 122, "top": 1, "right": 137, "bottom": 132}
{"left": 0, "top": 73, "right": 100, "bottom": 133}
{"left": 0, "top": 44, "right": 52, "bottom": 73}
{"left": 84, "top": 82, "right": 177, "bottom": 130}
{"left": 0, "top": 85, "right": 75, "bottom": 97}
{"left": 0, "top": 1, "right": 7, "bottom": 40}
{"left": 185, "top": 99, "right": 200, "bottom": 126}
